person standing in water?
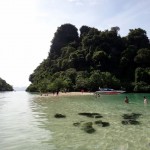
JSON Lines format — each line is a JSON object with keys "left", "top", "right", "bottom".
{"left": 124, "top": 96, "right": 129, "bottom": 104}
{"left": 144, "top": 96, "right": 148, "bottom": 104}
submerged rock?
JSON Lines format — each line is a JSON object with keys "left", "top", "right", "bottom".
{"left": 73, "top": 121, "right": 85, "bottom": 127}
{"left": 54, "top": 113, "right": 66, "bottom": 118}
{"left": 122, "top": 120, "right": 140, "bottom": 125}
{"left": 81, "top": 122, "right": 96, "bottom": 134}
{"left": 95, "top": 115, "right": 103, "bottom": 118}
{"left": 122, "top": 113, "right": 142, "bottom": 120}
{"left": 95, "top": 120, "right": 110, "bottom": 127}
{"left": 73, "top": 122, "right": 81, "bottom": 127}
{"left": 95, "top": 120, "right": 102, "bottom": 125}
{"left": 122, "top": 113, "right": 141, "bottom": 125}
{"left": 78, "top": 112, "right": 103, "bottom": 118}
{"left": 101, "top": 122, "right": 110, "bottom": 127}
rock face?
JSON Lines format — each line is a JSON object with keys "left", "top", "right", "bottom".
{"left": 122, "top": 113, "right": 142, "bottom": 125}
{"left": 54, "top": 113, "right": 66, "bottom": 118}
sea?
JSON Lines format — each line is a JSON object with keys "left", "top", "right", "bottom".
{"left": 0, "top": 91, "right": 150, "bottom": 150}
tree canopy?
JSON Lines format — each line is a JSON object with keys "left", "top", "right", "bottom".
{"left": 0, "top": 78, "right": 13, "bottom": 91}
{"left": 26, "top": 24, "right": 150, "bottom": 93}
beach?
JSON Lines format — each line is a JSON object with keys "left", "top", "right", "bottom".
{"left": 40, "top": 92, "right": 94, "bottom": 97}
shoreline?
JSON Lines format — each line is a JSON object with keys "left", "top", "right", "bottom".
{"left": 39, "top": 92, "right": 94, "bottom": 97}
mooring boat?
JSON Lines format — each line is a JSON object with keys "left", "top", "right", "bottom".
{"left": 95, "top": 88, "right": 125, "bottom": 95}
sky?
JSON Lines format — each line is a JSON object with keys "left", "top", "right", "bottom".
{"left": 0, "top": 0, "right": 150, "bottom": 88}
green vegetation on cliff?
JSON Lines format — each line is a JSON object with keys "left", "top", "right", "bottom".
{"left": 26, "top": 24, "right": 150, "bottom": 92}
{"left": 0, "top": 78, "right": 13, "bottom": 91}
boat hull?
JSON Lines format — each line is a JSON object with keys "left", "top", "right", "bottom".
{"left": 95, "top": 90, "right": 125, "bottom": 95}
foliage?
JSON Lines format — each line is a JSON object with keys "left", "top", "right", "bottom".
{"left": 26, "top": 24, "right": 150, "bottom": 93}
{"left": 26, "top": 84, "right": 38, "bottom": 92}
{"left": 134, "top": 81, "right": 150, "bottom": 92}
{"left": 0, "top": 78, "right": 13, "bottom": 91}
{"left": 134, "top": 48, "right": 150, "bottom": 67}
{"left": 134, "top": 68, "right": 150, "bottom": 92}
{"left": 127, "top": 28, "right": 149, "bottom": 49}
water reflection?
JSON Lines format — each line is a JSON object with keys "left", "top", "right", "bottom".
{"left": 0, "top": 91, "right": 54, "bottom": 150}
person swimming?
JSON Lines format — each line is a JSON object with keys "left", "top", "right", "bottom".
{"left": 144, "top": 96, "right": 148, "bottom": 104}
{"left": 124, "top": 96, "right": 129, "bottom": 104}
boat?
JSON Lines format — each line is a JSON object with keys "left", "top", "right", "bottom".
{"left": 95, "top": 88, "right": 125, "bottom": 95}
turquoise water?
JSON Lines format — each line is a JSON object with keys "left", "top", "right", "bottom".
{"left": 0, "top": 92, "right": 150, "bottom": 150}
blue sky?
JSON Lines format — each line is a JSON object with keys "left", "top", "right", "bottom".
{"left": 0, "top": 0, "right": 150, "bottom": 87}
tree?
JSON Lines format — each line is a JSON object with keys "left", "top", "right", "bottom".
{"left": 126, "top": 28, "right": 149, "bottom": 49}
{"left": 80, "top": 25, "right": 91, "bottom": 37}
{"left": 0, "top": 77, "right": 13, "bottom": 91}
{"left": 134, "top": 67, "right": 150, "bottom": 92}
{"left": 119, "top": 46, "right": 137, "bottom": 81}
{"left": 134, "top": 48, "right": 150, "bottom": 67}
{"left": 111, "top": 26, "right": 120, "bottom": 35}
{"left": 26, "top": 84, "right": 38, "bottom": 92}
{"left": 92, "top": 50, "right": 108, "bottom": 71}
{"left": 49, "top": 23, "right": 79, "bottom": 60}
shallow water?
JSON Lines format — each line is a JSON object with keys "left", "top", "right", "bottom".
{"left": 0, "top": 92, "right": 150, "bottom": 150}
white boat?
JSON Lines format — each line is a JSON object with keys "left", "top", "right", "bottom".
{"left": 95, "top": 88, "right": 125, "bottom": 95}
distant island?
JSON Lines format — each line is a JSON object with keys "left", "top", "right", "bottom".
{"left": 0, "top": 77, "right": 13, "bottom": 91}
{"left": 14, "top": 87, "right": 27, "bottom": 91}
{"left": 26, "top": 24, "right": 150, "bottom": 93}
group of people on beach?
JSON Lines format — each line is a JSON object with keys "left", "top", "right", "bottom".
{"left": 124, "top": 96, "right": 148, "bottom": 104}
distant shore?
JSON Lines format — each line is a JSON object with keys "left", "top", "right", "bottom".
{"left": 39, "top": 92, "right": 94, "bottom": 97}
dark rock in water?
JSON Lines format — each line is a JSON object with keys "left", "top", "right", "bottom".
{"left": 122, "top": 119, "right": 140, "bottom": 125}
{"left": 95, "top": 120, "right": 110, "bottom": 127}
{"left": 122, "top": 113, "right": 141, "bottom": 125}
{"left": 78, "top": 112, "right": 94, "bottom": 118}
{"left": 54, "top": 113, "right": 66, "bottom": 118}
{"left": 95, "top": 120, "right": 102, "bottom": 125}
{"left": 95, "top": 115, "right": 103, "bottom": 118}
{"left": 81, "top": 122, "right": 96, "bottom": 134}
{"left": 122, "top": 120, "right": 129, "bottom": 125}
{"left": 81, "top": 122, "right": 93, "bottom": 127}
{"left": 84, "top": 127, "right": 95, "bottom": 134}
{"left": 80, "top": 121, "right": 85, "bottom": 123}
{"left": 73, "top": 122, "right": 80, "bottom": 127}
{"left": 91, "top": 113, "right": 101, "bottom": 116}
{"left": 122, "top": 113, "right": 142, "bottom": 120}
{"left": 101, "top": 122, "right": 110, "bottom": 127}
{"left": 78, "top": 112, "right": 102, "bottom": 118}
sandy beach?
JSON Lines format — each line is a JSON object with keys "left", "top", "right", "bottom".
{"left": 40, "top": 92, "right": 94, "bottom": 97}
